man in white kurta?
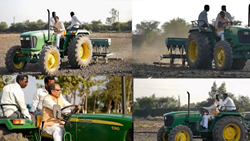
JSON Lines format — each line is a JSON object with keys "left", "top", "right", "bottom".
{"left": 41, "top": 83, "right": 80, "bottom": 141}
{"left": 67, "top": 11, "right": 84, "bottom": 31}
{"left": 50, "top": 11, "right": 56, "bottom": 27}
{"left": 30, "top": 76, "right": 55, "bottom": 126}
{"left": 200, "top": 99, "right": 219, "bottom": 130}
{"left": 222, "top": 93, "right": 236, "bottom": 111}
{"left": 53, "top": 16, "right": 66, "bottom": 49}
{"left": 0, "top": 75, "right": 31, "bottom": 121}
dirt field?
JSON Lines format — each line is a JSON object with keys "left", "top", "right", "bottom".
{"left": 134, "top": 117, "right": 202, "bottom": 141}
{"left": 0, "top": 33, "right": 132, "bottom": 76}
{"left": 132, "top": 45, "right": 250, "bottom": 78}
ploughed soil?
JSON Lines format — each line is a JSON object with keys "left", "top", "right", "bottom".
{"left": 0, "top": 33, "right": 132, "bottom": 76}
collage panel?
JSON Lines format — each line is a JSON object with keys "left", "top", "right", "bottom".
{"left": 0, "top": 75, "right": 132, "bottom": 141}
{"left": 132, "top": 0, "right": 250, "bottom": 78}
{"left": 0, "top": 0, "right": 132, "bottom": 76}
{"left": 133, "top": 78, "right": 250, "bottom": 141}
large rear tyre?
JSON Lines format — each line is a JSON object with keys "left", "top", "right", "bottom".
{"left": 5, "top": 45, "right": 27, "bottom": 73}
{"left": 157, "top": 126, "right": 168, "bottom": 141}
{"left": 68, "top": 34, "right": 93, "bottom": 69}
{"left": 213, "top": 116, "right": 247, "bottom": 141}
{"left": 39, "top": 45, "right": 61, "bottom": 75}
{"left": 185, "top": 31, "right": 212, "bottom": 69}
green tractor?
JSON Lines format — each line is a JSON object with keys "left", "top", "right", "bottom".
{"left": 157, "top": 92, "right": 248, "bottom": 141}
{"left": 155, "top": 4, "right": 250, "bottom": 71}
{"left": 5, "top": 9, "right": 113, "bottom": 75}
{"left": 0, "top": 77, "right": 132, "bottom": 141}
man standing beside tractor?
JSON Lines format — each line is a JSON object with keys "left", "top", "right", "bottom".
{"left": 30, "top": 76, "right": 55, "bottom": 126}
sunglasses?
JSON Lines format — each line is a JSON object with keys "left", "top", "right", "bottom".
{"left": 53, "top": 89, "right": 61, "bottom": 91}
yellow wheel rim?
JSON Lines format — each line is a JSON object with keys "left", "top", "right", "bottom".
{"left": 163, "top": 132, "right": 168, "bottom": 141}
{"left": 79, "top": 43, "right": 90, "bottom": 60}
{"left": 46, "top": 52, "right": 58, "bottom": 69}
{"left": 13, "top": 50, "right": 25, "bottom": 69}
{"left": 188, "top": 40, "right": 197, "bottom": 62}
{"left": 216, "top": 46, "right": 225, "bottom": 66}
{"left": 223, "top": 124, "right": 241, "bottom": 141}
{"left": 175, "top": 130, "right": 189, "bottom": 141}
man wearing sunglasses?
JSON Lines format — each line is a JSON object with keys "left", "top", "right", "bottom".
{"left": 0, "top": 75, "right": 32, "bottom": 121}
{"left": 41, "top": 83, "right": 81, "bottom": 141}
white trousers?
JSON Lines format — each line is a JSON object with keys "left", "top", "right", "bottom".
{"left": 200, "top": 115, "right": 214, "bottom": 129}
{"left": 216, "top": 30, "right": 224, "bottom": 36}
{"left": 43, "top": 124, "right": 65, "bottom": 141}
{"left": 56, "top": 34, "right": 63, "bottom": 49}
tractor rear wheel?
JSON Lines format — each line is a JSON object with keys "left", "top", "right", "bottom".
{"left": 185, "top": 31, "right": 212, "bottom": 69}
{"left": 232, "top": 59, "right": 247, "bottom": 70}
{"left": 168, "top": 125, "right": 193, "bottom": 141}
{"left": 38, "top": 45, "right": 61, "bottom": 75}
{"left": 5, "top": 45, "right": 27, "bottom": 73}
{"left": 157, "top": 126, "right": 168, "bottom": 141}
{"left": 213, "top": 41, "right": 233, "bottom": 71}
{"left": 213, "top": 116, "right": 247, "bottom": 141}
{"left": 68, "top": 34, "right": 93, "bottom": 69}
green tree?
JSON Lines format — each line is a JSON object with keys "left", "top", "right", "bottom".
{"left": 0, "top": 22, "right": 8, "bottom": 32}
{"left": 106, "top": 8, "right": 119, "bottom": 25}
{"left": 135, "top": 20, "right": 160, "bottom": 43}
{"left": 208, "top": 81, "right": 218, "bottom": 98}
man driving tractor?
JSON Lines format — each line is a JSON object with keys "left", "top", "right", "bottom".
{"left": 41, "top": 83, "right": 81, "bottom": 141}
{"left": 215, "top": 11, "right": 229, "bottom": 37}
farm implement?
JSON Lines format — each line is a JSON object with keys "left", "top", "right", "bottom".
{"left": 154, "top": 4, "right": 250, "bottom": 71}
{"left": 5, "top": 9, "right": 122, "bottom": 75}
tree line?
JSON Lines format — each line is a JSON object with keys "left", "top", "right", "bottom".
{"left": 133, "top": 16, "right": 241, "bottom": 48}
{"left": 0, "top": 8, "right": 132, "bottom": 33}
{"left": 133, "top": 81, "right": 250, "bottom": 117}
{"left": 0, "top": 75, "right": 132, "bottom": 114}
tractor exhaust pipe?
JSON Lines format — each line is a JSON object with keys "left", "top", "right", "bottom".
{"left": 47, "top": 9, "right": 50, "bottom": 43}
{"left": 248, "top": 4, "right": 250, "bottom": 27}
{"left": 122, "top": 76, "right": 126, "bottom": 115}
{"left": 186, "top": 91, "right": 190, "bottom": 122}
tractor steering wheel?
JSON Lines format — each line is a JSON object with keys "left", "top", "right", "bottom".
{"left": 50, "top": 26, "right": 59, "bottom": 32}
{"left": 200, "top": 107, "right": 209, "bottom": 116}
{"left": 61, "top": 104, "right": 83, "bottom": 120}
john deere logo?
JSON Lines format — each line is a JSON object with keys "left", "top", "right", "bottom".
{"left": 111, "top": 126, "right": 120, "bottom": 131}
{"left": 105, "top": 40, "right": 107, "bottom": 42}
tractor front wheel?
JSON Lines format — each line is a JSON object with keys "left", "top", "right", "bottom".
{"left": 157, "top": 126, "right": 168, "bottom": 141}
{"left": 68, "top": 34, "right": 93, "bottom": 69}
{"left": 38, "top": 45, "right": 61, "bottom": 75}
{"left": 168, "top": 125, "right": 193, "bottom": 141}
{"left": 5, "top": 45, "right": 27, "bottom": 73}
{"left": 213, "top": 116, "right": 247, "bottom": 141}
{"left": 213, "top": 41, "right": 233, "bottom": 71}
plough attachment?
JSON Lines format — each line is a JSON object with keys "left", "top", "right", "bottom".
{"left": 153, "top": 37, "right": 187, "bottom": 67}
{"left": 90, "top": 38, "right": 123, "bottom": 63}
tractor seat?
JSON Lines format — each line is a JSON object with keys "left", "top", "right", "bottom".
{"left": 36, "top": 115, "right": 53, "bottom": 139}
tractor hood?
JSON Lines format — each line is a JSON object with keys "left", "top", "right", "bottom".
{"left": 163, "top": 111, "right": 201, "bottom": 116}
{"left": 20, "top": 30, "right": 54, "bottom": 37}
{"left": 69, "top": 114, "right": 132, "bottom": 128}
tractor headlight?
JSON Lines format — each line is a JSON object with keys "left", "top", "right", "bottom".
{"left": 26, "top": 37, "right": 30, "bottom": 40}
{"left": 20, "top": 37, "right": 23, "bottom": 40}
{"left": 244, "top": 31, "right": 249, "bottom": 35}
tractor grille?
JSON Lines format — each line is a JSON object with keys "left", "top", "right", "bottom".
{"left": 238, "top": 31, "right": 250, "bottom": 43}
{"left": 20, "top": 36, "right": 37, "bottom": 48}
{"left": 164, "top": 116, "right": 174, "bottom": 126}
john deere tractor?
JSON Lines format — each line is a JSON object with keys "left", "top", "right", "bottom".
{"left": 5, "top": 9, "right": 112, "bottom": 75}
{"left": 157, "top": 92, "right": 248, "bottom": 141}
{"left": 156, "top": 4, "right": 250, "bottom": 71}
{"left": 0, "top": 77, "right": 132, "bottom": 141}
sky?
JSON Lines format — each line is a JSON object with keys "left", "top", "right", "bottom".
{"left": 133, "top": 78, "right": 250, "bottom": 106}
{"left": 3, "top": 75, "right": 106, "bottom": 105}
{"left": 132, "top": 0, "right": 250, "bottom": 31}
{"left": 0, "top": 0, "right": 132, "bottom": 27}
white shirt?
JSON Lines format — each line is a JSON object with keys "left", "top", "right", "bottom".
{"left": 0, "top": 83, "right": 31, "bottom": 120}
{"left": 67, "top": 15, "right": 83, "bottom": 29}
{"left": 50, "top": 17, "right": 55, "bottom": 26}
{"left": 203, "top": 103, "right": 218, "bottom": 115}
{"left": 215, "top": 99, "right": 224, "bottom": 109}
{"left": 30, "top": 88, "right": 49, "bottom": 112}
{"left": 222, "top": 97, "right": 236, "bottom": 110}
{"left": 215, "top": 11, "right": 232, "bottom": 26}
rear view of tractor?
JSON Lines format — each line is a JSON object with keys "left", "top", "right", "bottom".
{"left": 157, "top": 92, "right": 248, "bottom": 141}
{"left": 5, "top": 9, "right": 114, "bottom": 75}
{"left": 155, "top": 4, "right": 250, "bottom": 71}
